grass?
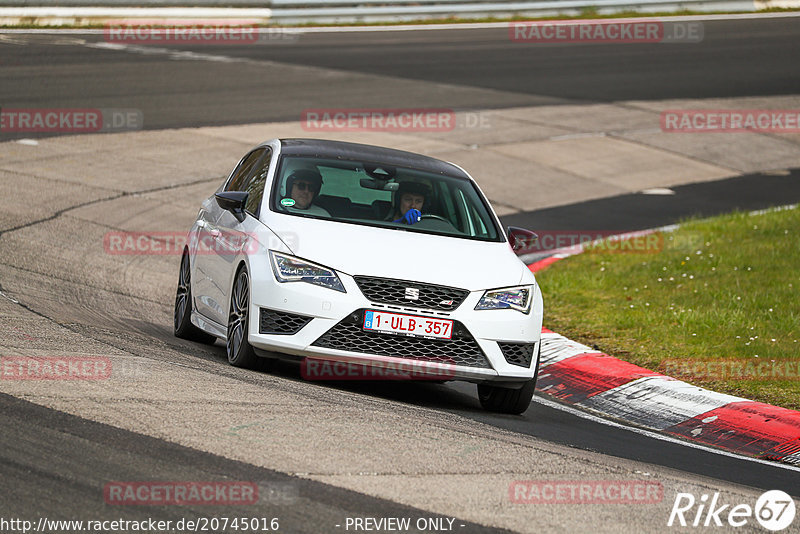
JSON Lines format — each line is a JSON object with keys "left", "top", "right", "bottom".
{"left": 535, "top": 206, "right": 800, "bottom": 410}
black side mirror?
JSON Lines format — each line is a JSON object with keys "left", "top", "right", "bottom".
{"left": 507, "top": 226, "right": 538, "bottom": 255}
{"left": 215, "top": 191, "right": 249, "bottom": 223}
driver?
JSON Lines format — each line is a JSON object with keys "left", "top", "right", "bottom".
{"left": 283, "top": 169, "right": 330, "bottom": 217}
{"left": 391, "top": 181, "right": 430, "bottom": 225}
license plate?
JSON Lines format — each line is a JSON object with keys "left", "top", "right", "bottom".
{"left": 363, "top": 310, "right": 453, "bottom": 340}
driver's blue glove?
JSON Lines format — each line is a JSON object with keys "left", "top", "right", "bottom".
{"left": 394, "top": 208, "right": 421, "bottom": 225}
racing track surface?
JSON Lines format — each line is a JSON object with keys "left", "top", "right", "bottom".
{"left": 0, "top": 394, "right": 506, "bottom": 534}
{"left": 0, "top": 16, "right": 798, "bottom": 132}
{"left": 1, "top": 15, "right": 800, "bottom": 533}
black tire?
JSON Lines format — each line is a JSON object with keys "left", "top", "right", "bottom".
{"left": 477, "top": 380, "right": 536, "bottom": 414}
{"left": 477, "top": 346, "right": 540, "bottom": 414}
{"left": 226, "top": 266, "right": 261, "bottom": 369}
{"left": 174, "top": 250, "right": 217, "bottom": 345}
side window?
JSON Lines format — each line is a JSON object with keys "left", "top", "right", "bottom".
{"left": 225, "top": 148, "right": 265, "bottom": 192}
{"left": 244, "top": 148, "right": 272, "bottom": 216}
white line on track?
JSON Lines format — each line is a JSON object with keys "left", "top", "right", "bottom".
{"left": 533, "top": 394, "right": 800, "bottom": 473}
{"left": 85, "top": 41, "right": 242, "bottom": 62}
{"left": 0, "top": 290, "right": 20, "bottom": 304}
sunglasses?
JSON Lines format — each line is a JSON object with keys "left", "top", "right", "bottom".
{"left": 293, "top": 182, "right": 316, "bottom": 192}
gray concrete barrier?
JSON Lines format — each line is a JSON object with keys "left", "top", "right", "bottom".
{"left": 0, "top": 0, "right": 797, "bottom": 25}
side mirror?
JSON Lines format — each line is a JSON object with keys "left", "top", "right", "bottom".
{"left": 215, "top": 191, "right": 248, "bottom": 223}
{"left": 507, "top": 226, "right": 538, "bottom": 255}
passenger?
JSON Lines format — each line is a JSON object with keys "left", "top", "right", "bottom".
{"left": 283, "top": 169, "right": 330, "bottom": 217}
{"left": 390, "top": 181, "right": 430, "bottom": 225}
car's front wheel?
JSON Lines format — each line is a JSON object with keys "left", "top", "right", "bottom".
{"left": 477, "top": 379, "right": 536, "bottom": 415}
{"left": 477, "top": 347, "right": 540, "bottom": 414}
{"left": 174, "top": 250, "right": 217, "bottom": 345}
{"left": 226, "top": 266, "right": 261, "bottom": 369}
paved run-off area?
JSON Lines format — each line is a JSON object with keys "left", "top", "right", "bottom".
{"left": 1, "top": 95, "right": 799, "bottom": 532}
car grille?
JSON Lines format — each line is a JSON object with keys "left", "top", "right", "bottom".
{"left": 498, "top": 342, "right": 537, "bottom": 368}
{"left": 353, "top": 276, "right": 469, "bottom": 312}
{"left": 312, "top": 310, "right": 491, "bottom": 368}
{"left": 259, "top": 308, "right": 312, "bottom": 335}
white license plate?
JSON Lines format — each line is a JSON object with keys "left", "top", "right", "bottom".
{"left": 363, "top": 310, "right": 453, "bottom": 340}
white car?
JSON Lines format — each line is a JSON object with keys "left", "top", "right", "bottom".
{"left": 174, "top": 139, "right": 543, "bottom": 414}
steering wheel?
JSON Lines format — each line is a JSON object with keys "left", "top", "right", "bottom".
{"left": 419, "top": 214, "right": 450, "bottom": 223}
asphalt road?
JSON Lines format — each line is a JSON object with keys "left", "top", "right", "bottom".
{"left": 1, "top": 16, "right": 799, "bottom": 133}
{"left": 0, "top": 392, "right": 507, "bottom": 533}
{"left": 502, "top": 168, "right": 800, "bottom": 232}
{"left": 263, "top": 362, "right": 800, "bottom": 495}
{"left": 1, "top": 16, "right": 799, "bottom": 532}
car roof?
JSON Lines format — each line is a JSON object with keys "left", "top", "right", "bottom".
{"left": 277, "top": 138, "right": 470, "bottom": 178}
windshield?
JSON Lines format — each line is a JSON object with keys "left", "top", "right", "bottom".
{"left": 270, "top": 155, "right": 503, "bottom": 242}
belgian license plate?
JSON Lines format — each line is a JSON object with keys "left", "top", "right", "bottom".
{"left": 363, "top": 310, "right": 453, "bottom": 340}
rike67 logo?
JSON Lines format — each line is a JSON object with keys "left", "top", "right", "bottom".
{"left": 668, "top": 490, "right": 796, "bottom": 531}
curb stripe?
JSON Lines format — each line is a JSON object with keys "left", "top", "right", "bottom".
{"left": 537, "top": 353, "right": 660, "bottom": 403}
{"left": 528, "top": 255, "right": 563, "bottom": 273}
{"left": 762, "top": 439, "right": 800, "bottom": 466}
{"left": 539, "top": 334, "right": 600, "bottom": 367}
{"left": 665, "top": 401, "right": 800, "bottom": 456}
{"left": 535, "top": 328, "right": 800, "bottom": 463}
{"left": 579, "top": 376, "right": 744, "bottom": 431}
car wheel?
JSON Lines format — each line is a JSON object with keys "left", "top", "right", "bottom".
{"left": 174, "top": 250, "right": 217, "bottom": 345}
{"left": 226, "top": 266, "right": 261, "bottom": 369}
{"left": 477, "top": 346, "right": 540, "bottom": 414}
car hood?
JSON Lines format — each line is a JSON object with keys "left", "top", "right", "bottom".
{"left": 269, "top": 216, "right": 527, "bottom": 291}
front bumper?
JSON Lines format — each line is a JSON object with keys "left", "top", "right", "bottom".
{"left": 246, "top": 266, "right": 543, "bottom": 383}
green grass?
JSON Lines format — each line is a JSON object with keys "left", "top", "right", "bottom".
{"left": 536, "top": 206, "right": 800, "bottom": 410}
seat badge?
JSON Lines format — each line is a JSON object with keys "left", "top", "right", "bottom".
{"left": 404, "top": 288, "right": 420, "bottom": 300}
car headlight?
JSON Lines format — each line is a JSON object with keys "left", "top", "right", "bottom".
{"left": 475, "top": 285, "right": 533, "bottom": 313}
{"left": 269, "top": 251, "right": 346, "bottom": 293}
